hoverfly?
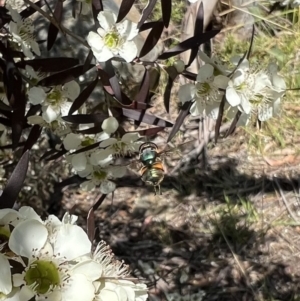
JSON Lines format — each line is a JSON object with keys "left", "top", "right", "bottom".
{"left": 138, "top": 142, "right": 165, "bottom": 195}
{"left": 137, "top": 139, "right": 195, "bottom": 195}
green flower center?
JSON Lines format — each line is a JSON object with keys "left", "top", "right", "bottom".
{"left": 81, "top": 137, "right": 95, "bottom": 147}
{"left": 93, "top": 170, "right": 107, "bottom": 180}
{"left": 104, "top": 32, "right": 120, "bottom": 49}
{"left": 196, "top": 82, "right": 211, "bottom": 97}
{"left": 46, "top": 88, "right": 63, "bottom": 106}
{"left": 24, "top": 260, "right": 60, "bottom": 294}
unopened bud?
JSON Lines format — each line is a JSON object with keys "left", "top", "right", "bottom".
{"left": 173, "top": 60, "right": 185, "bottom": 73}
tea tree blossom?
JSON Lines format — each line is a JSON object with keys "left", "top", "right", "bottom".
{"left": 6, "top": 5, "right": 40, "bottom": 59}
{"left": 99, "top": 132, "right": 141, "bottom": 156}
{"left": 225, "top": 60, "right": 286, "bottom": 125}
{"left": 86, "top": 10, "right": 139, "bottom": 62}
{"left": 92, "top": 241, "right": 148, "bottom": 301}
{"left": 8, "top": 215, "right": 99, "bottom": 301}
{"left": 27, "top": 81, "right": 80, "bottom": 123}
{"left": 179, "top": 64, "right": 229, "bottom": 119}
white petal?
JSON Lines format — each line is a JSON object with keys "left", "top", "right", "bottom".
{"left": 108, "top": 166, "right": 127, "bottom": 178}
{"left": 77, "top": 164, "right": 93, "bottom": 178}
{"left": 18, "top": 286, "right": 34, "bottom": 301}
{"left": 231, "top": 69, "right": 245, "bottom": 86}
{"left": 100, "top": 180, "right": 116, "bottom": 194}
{"left": 18, "top": 206, "right": 42, "bottom": 222}
{"left": 27, "top": 115, "right": 44, "bottom": 125}
{"left": 190, "top": 100, "right": 205, "bottom": 117}
{"left": 253, "top": 73, "right": 271, "bottom": 93}
{"left": 117, "top": 19, "right": 138, "bottom": 40}
{"left": 93, "top": 46, "right": 114, "bottom": 62}
{"left": 9, "top": 220, "right": 48, "bottom": 257}
{"left": 71, "top": 260, "right": 103, "bottom": 280}
{"left": 206, "top": 103, "right": 220, "bottom": 120}
{"left": 4, "top": 288, "right": 22, "bottom": 301}
{"left": 86, "top": 31, "right": 104, "bottom": 50}
{"left": 121, "top": 132, "right": 140, "bottom": 143}
{"left": 42, "top": 105, "right": 60, "bottom": 123}
{"left": 225, "top": 86, "right": 241, "bottom": 107}
{"left": 178, "top": 84, "right": 196, "bottom": 103}
{"left": 53, "top": 224, "right": 91, "bottom": 260}
{"left": 90, "top": 149, "right": 113, "bottom": 166}
{"left": 258, "top": 104, "right": 273, "bottom": 121}
{"left": 29, "top": 40, "right": 40, "bottom": 56}
{"left": 214, "top": 75, "right": 229, "bottom": 89}
{"left": 97, "top": 10, "right": 116, "bottom": 31}
{"left": 21, "top": 43, "right": 34, "bottom": 59}
{"left": 27, "top": 87, "right": 46, "bottom": 105}
{"left": 240, "top": 94, "right": 251, "bottom": 114}
{"left": 63, "top": 133, "right": 82, "bottom": 150}
{"left": 0, "top": 254, "right": 12, "bottom": 294}
{"left": 197, "top": 64, "right": 214, "bottom": 82}
{"left": 64, "top": 81, "right": 80, "bottom": 100}
{"left": 72, "top": 153, "right": 87, "bottom": 171}
{"left": 119, "top": 40, "right": 137, "bottom": 62}
{"left": 58, "top": 274, "right": 95, "bottom": 301}
{"left": 99, "top": 138, "right": 118, "bottom": 148}
{"left": 102, "top": 117, "right": 119, "bottom": 134}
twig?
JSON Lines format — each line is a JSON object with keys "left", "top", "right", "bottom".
{"left": 170, "top": 122, "right": 231, "bottom": 175}
{"left": 23, "top": 0, "right": 89, "bottom": 47}
{"left": 274, "top": 177, "right": 299, "bottom": 222}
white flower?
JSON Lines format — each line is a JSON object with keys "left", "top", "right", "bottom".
{"left": 92, "top": 241, "right": 148, "bottom": 301}
{"left": 188, "top": 0, "right": 199, "bottom": 3}
{"left": 7, "top": 5, "right": 40, "bottom": 59}
{"left": 27, "top": 115, "right": 72, "bottom": 137}
{"left": 86, "top": 10, "right": 139, "bottom": 63}
{"left": 28, "top": 81, "right": 80, "bottom": 123}
{"left": 99, "top": 132, "right": 141, "bottom": 156}
{"left": 81, "top": 165, "right": 126, "bottom": 193}
{"left": 102, "top": 116, "right": 119, "bottom": 134}
{"left": 0, "top": 252, "right": 12, "bottom": 295}
{"left": 8, "top": 214, "right": 99, "bottom": 301}
{"left": 179, "top": 64, "right": 229, "bottom": 119}
{"left": 225, "top": 61, "right": 286, "bottom": 125}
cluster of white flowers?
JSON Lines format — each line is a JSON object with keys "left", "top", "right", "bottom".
{"left": 179, "top": 53, "right": 286, "bottom": 126}
{"left": 63, "top": 117, "right": 142, "bottom": 194}
{"left": 87, "top": 11, "right": 139, "bottom": 63}
{"left": 0, "top": 206, "right": 148, "bottom": 301}
{"left": 6, "top": 5, "right": 40, "bottom": 59}
{"left": 270, "top": 0, "right": 300, "bottom": 7}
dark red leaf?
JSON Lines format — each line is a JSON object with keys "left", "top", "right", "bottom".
{"left": 122, "top": 108, "right": 173, "bottom": 127}
{"left": 0, "top": 151, "right": 29, "bottom": 209}
{"left": 139, "top": 20, "right": 164, "bottom": 58}
{"left": 0, "top": 7, "right": 11, "bottom": 29}
{"left": 126, "top": 101, "right": 151, "bottom": 110}
{"left": 20, "top": 0, "right": 46, "bottom": 19}
{"left": 164, "top": 66, "right": 178, "bottom": 113}
{"left": 135, "top": 68, "right": 150, "bottom": 104}
{"left": 139, "top": 21, "right": 158, "bottom": 32}
{"left": 225, "top": 111, "right": 242, "bottom": 138}
{"left": 137, "top": 0, "right": 158, "bottom": 28}
{"left": 129, "top": 127, "right": 164, "bottom": 136}
{"left": 158, "top": 29, "right": 220, "bottom": 60}
{"left": 246, "top": 25, "right": 255, "bottom": 60}
{"left": 0, "top": 100, "right": 11, "bottom": 112}
{"left": 38, "top": 64, "right": 94, "bottom": 86}
{"left": 92, "top": 0, "right": 103, "bottom": 22}
{"left": 72, "top": 142, "right": 99, "bottom": 155}
{"left": 22, "top": 125, "right": 42, "bottom": 153}
{"left": 16, "top": 58, "right": 80, "bottom": 72}
{"left": 215, "top": 95, "right": 226, "bottom": 143}
{"left": 87, "top": 207, "right": 95, "bottom": 242}
{"left": 11, "top": 108, "right": 26, "bottom": 150}
{"left": 161, "top": 0, "right": 171, "bottom": 28}
{"left": 194, "top": 1, "right": 204, "bottom": 36}
{"left": 47, "top": 0, "right": 63, "bottom": 51}
{"left": 167, "top": 101, "right": 192, "bottom": 142}
{"left": 117, "top": 0, "right": 135, "bottom": 23}
{"left": 40, "top": 148, "right": 57, "bottom": 161}
{"left": 62, "top": 113, "right": 107, "bottom": 124}
{"left": 45, "top": 149, "right": 67, "bottom": 161}
{"left": 26, "top": 105, "right": 41, "bottom": 118}
{"left": 83, "top": 50, "right": 94, "bottom": 73}
{"left": 69, "top": 76, "right": 99, "bottom": 115}
{"left": 0, "top": 117, "right": 11, "bottom": 127}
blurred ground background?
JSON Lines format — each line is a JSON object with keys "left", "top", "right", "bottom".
{"left": 4, "top": 0, "right": 300, "bottom": 300}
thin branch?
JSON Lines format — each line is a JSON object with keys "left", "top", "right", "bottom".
{"left": 23, "top": 0, "right": 89, "bottom": 47}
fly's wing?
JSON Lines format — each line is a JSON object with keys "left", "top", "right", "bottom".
{"left": 158, "top": 139, "right": 196, "bottom": 159}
